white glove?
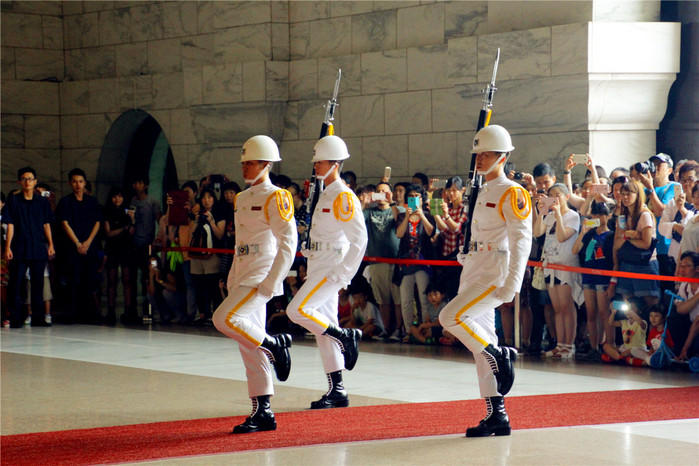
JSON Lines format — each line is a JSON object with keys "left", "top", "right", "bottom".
{"left": 257, "top": 283, "right": 274, "bottom": 300}
{"left": 300, "top": 242, "right": 310, "bottom": 257}
{"left": 456, "top": 252, "right": 469, "bottom": 266}
{"left": 494, "top": 286, "right": 518, "bottom": 303}
{"left": 326, "top": 273, "right": 341, "bottom": 284}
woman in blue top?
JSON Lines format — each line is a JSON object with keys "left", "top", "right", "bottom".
{"left": 572, "top": 201, "right": 615, "bottom": 359}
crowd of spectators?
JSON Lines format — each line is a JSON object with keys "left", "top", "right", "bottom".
{"left": 2, "top": 152, "right": 698, "bottom": 368}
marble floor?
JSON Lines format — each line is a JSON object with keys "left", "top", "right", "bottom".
{"left": 1, "top": 324, "right": 698, "bottom": 465}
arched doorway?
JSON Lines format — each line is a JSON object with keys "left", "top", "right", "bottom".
{"left": 96, "top": 109, "right": 178, "bottom": 207}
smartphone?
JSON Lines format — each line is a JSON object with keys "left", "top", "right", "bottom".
{"left": 537, "top": 189, "right": 545, "bottom": 194}
{"left": 41, "top": 190, "right": 51, "bottom": 197}
{"left": 407, "top": 197, "right": 420, "bottom": 210}
{"left": 167, "top": 190, "right": 189, "bottom": 226}
{"left": 611, "top": 300, "right": 629, "bottom": 312}
{"left": 429, "top": 198, "right": 444, "bottom": 216}
{"left": 384, "top": 166, "right": 391, "bottom": 180}
{"left": 287, "top": 270, "right": 297, "bottom": 278}
{"left": 590, "top": 184, "right": 609, "bottom": 195}
{"left": 618, "top": 215, "right": 627, "bottom": 229}
{"left": 432, "top": 179, "right": 447, "bottom": 189}
{"left": 371, "top": 192, "right": 386, "bottom": 201}
{"left": 572, "top": 154, "right": 588, "bottom": 164}
{"left": 584, "top": 218, "right": 601, "bottom": 228}
{"left": 538, "top": 197, "right": 555, "bottom": 212}
{"left": 150, "top": 259, "right": 158, "bottom": 268}
{"left": 674, "top": 184, "right": 682, "bottom": 198}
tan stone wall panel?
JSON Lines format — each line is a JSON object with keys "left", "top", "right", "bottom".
{"left": 133, "top": 75, "right": 153, "bottom": 109}
{"left": 197, "top": 1, "right": 217, "bottom": 35}
{"left": 84, "top": 46, "right": 116, "bottom": 79}
{"left": 397, "top": 3, "right": 445, "bottom": 49}
{"left": 129, "top": 3, "right": 164, "bottom": 42}
{"left": 75, "top": 114, "right": 105, "bottom": 148}
{"left": 289, "top": 59, "right": 318, "bottom": 100}
{"left": 42, "top": 15, "right": 64, "bottom": 49}
{"left": 330, "top": 1, "right": 374, "bottom": 17}
{"left": 278, "top": 140, "right": 313, "bottom": 180}
{"left": 2, "top": 149, "right": 61, "bottom": 186}
{"left": 64, "top": 49, "right": 85, "bottom": 81}
{"left": 447, "top": 36, "right": 477, "bottom": 85}
{"left": 385, "top": 91, "right": 432, "bottom": 135}
{"left": 478, "top": 28, "right": 551, "bottom": 81}
{"left": 6, "top": 1, "right": 62, "bottom": 15}
{"left": 152, "top": 72, "right": 184, "bottom": 110}
{"left": 309, "top": 17, "right": 352, "bottom": 58}
{"left": 272, "top": 22, "right": 290, "bottom": 61}
{"left": 148, "top": 38, "right": 182, "bottom": 74}
{"left": 282, "top": 100, "right": 299, "bottom": 141}
{"left": 65, "top": 13, "right": 99, "bottom": 49}
{"left": 407, "top": 45, "right": 448, "bottom": 91}
{"left": 289, "top": 2, "right": 329, "bottom": 23}
{"left": 214, "top": 1, "right": 271, "bottom": 29}
{"left": 181, "top": 34, "right": 216, "bottom": 69}
{"left": 351, "top": 10, "right": 397, "bottom": 55}
{"left": 361, "top": 50, "right": 406, "bottom": 95}
{"left": 271, "top": 1, "right": 290, "bottom": 23}
{"left": 408, "top": 132, "right": 458, "bottom": 178}
{"left": 98, "top": 8, "right": 131, "bottom": 46}
{"left": 444, "top": 1, "right": 487, "bottom": 40}
{"left": 2, "top": 12, "right": 43, "bottom": 48}
{"left": 58, "top": 81, "right": 89, "bottom": 115}
{"left": 89, "top": 78, "right": 119, "bottom": 114}
{"left": 59, "top": 116, "right": 78, "bottom": 150}
{"left": 61, "top": 148, "right": 99, "bottom": 182}
{"left": 362, "top": 134, "right": 408, "bottom": 178}
{"left": 163, "top": 1, "right": 198, "bottom": 38}
{"left": 24, "top": 115, "right": 60, "bottom": 149}
{"left": 551, "top": 23, "right": 588, "bottom": 77}
{"left": 296, "top": 100, "right": 324, "bottom": 140}
{"left": 265, "top": 61, "right": 289, "bottom": 101}
{"left": 115, "top": 42, "right": 147, "bottom": 77}
{"left": 169, "top": 108, "right": 197, "bottom": 145}
{"left": 289, "top": 21, "right": 309, "bottom": 60}
{"left": 242, "top": 61, "right": 266, "bottom": 102}
{"left": 202, "top": 63, "right": 243, "bottom": 105}
{"left": 14, "top": 48, "right": 64, "bottom": 81}
{"left": 62, "top": 2, "right": 84, "bottom": 16}
{"left": 342, "top": 94, "right": 384, "bottom": 137}
{"left": 431, "top": 87, "right": 475, "bottom": 133}
{"left": 318, "top": 55, "right": 361, "bottom": 97}
{"left": 2, "top": 47, "right": 16, "bottom": 80}
{"left": 1, "top": 115, "right": 24, "bottom": 148}
{"left": 117, "top": 76, "right": 135, "bottom": 111}
{"left": 83, "top": 2, "right": 113, "bottom": 14}
{"left": 215, "top": 24, "right": 273, "bottom": 64}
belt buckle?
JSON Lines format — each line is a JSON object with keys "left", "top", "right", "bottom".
{"left": 310, "top": 242, "right": 319, "bottom": 251}
{"left": 238, "top": 244, "right": 249, "bottom": 255}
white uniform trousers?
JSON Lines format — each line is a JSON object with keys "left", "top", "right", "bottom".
{"left": 286, "top": 275, "right": 345, "bottom": 373}
{"left": 212, "top": 286, "right": 273, "bottom": 398}
{"left": 438, "top": 282, "right": 501, "bottom": 398}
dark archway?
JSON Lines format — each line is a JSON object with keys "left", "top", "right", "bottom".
{"left": 97, "top": 110, "right": 178, "bottom": 207}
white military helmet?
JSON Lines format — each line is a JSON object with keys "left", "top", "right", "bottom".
{"left": 472, "top": 125, "right": 515, "bottom": 153}
{"left": 241, "top": 135, "right": 281, "bottom": 162}
{"left": 311, "top": 135, "right": 350, "bottom": 162}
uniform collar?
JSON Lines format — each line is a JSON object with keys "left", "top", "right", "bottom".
{"left": 249, "top": 178, "right": 273, "bottom": 193}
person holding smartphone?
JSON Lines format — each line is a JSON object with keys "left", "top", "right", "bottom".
{"left": 103, "top": 186, "right": 135, "bottom": 325}
{"left": 438, "top": 125, "right": 532, "bottom": 437}
{"left": 659, "top": 161, "right": 698, "bottom": 273}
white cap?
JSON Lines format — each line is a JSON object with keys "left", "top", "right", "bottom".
{"left": 241, "top": 135, "right": 281, "bottom": 162}
{"left": 311, "top": 135, "right": 350, "bottom": 162}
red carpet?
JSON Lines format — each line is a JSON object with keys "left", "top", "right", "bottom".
{"left": 2, "top": 387, "right": 697, "bottom": 465}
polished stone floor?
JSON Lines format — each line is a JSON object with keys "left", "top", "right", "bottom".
{"left": 2, "top": 324, "right": 697, "bottom": 465}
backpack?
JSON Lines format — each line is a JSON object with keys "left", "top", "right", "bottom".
{"left": 189, "top": 221, "right": 213, "bottom": 259}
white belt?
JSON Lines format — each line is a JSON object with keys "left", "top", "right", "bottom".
{"left": 467, "top": 241, "right": 507, "bottom": 253}
{"left": 308, "top": 241, "right": 345, "bottom": 252}
{"left": 236, "top": 243, "right": 271, "bottom": 256}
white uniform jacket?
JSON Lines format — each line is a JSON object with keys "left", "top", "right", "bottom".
{"left": 228, "top": 178, "right": 297, "bottom": 295}
{"left": 461, "top": 174, "right": 533, "bottom": 292}
{"left": 306, "top": 178, "right": 368, "bottom": 286}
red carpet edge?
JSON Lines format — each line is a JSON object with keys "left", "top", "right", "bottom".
{"left": 2, "top": 387, "right": 697, "bottom": 465}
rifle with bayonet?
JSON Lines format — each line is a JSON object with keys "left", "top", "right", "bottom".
{"left": 463, "top": 48, "right": 500, "bottom": 248}
{"left": 302, "top": 68, "right": 342, "bottom": 241}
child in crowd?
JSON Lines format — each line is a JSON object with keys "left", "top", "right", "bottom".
{"left": 602, "top": 301, "right": 648, "bottom": 365}
{"left": 347, "top": 285, "right": 385, "bottom": 339}
{"left": 629, "top": 304, "right": 674, "bottom": 366}
{"left": 408, "top": 282, "right": 447, "bottom": 344}
{"left": 338, "top": 287, "right": 352, "bottom": 327}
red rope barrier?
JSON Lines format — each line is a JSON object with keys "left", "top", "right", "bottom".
{"left": 161, "top": 246, "right": 699, "bottom": 284}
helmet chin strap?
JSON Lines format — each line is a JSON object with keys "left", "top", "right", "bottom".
{"left": 244, "top": 163, "right": 270, "bottom": 185}
{"left": 316, "top": 162, "right": 339, "bottom": 184}
{"left": 477, "top": 153, "right": 509, "bottom": 176}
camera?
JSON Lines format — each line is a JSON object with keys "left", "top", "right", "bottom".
{"left": 150, "top": 259, "right": 158, "bottom": 268}
{"left": 513, "top": 172, "right": 523, "bottom": 180}
{"left": 634, "top": 161, "right": 656, "bottom": 175}
{"left": 41, "top": 190, "right": 51, "bottom": 198}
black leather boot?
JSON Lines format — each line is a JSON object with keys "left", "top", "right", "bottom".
{"left": 232, "top": 395, "right": 276, "bottom": 434}
{"left": 259, "top": 334, "right": 292, "bottom": 382}
{"left": 323, "top": 325, "right": 362, "bottom": 371}
{"left": 465, "top": 396, "right": 511, "bottom": 437}
{"left": 310, "top": 370, "right": 349, "bottom": 409}
{"left": 482, "top": 344, "right": 517, "bottom": 396}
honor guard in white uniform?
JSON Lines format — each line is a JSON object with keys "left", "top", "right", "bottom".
{"left": 287, "top": 135, "right": 368, "bottom": 409}
{"left": 438, "top": 125, "right": 533, "bottom": 437}
{"left": 211, "top": 135, "right": 298, "bottom": 434}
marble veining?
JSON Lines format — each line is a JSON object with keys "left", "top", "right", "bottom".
{"left": 351, "top": 10, "right": 397, "bottom": 55}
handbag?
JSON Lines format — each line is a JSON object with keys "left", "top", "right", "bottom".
{"left": 618, "top": 237, "right": 658, "bottom": 265}
{"left": 532, "top": 253, "right": 547, "bottom": 291}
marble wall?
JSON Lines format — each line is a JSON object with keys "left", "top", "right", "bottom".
{"left": 0, "top": 0, "right": 684, "bottom": 200}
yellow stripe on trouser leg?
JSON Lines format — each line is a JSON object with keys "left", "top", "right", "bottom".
{"left": 225, "top": 288, "right": 263, "bottom": 346}
{"left": 455, "top": 285, "right": 497, "bottom": 347}
{"left": 297, "top": 278, "right": 331, "bottom": 329}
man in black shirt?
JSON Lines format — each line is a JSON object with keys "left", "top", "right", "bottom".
{"left": 56, "top": 168, "right": 103, "bottom": 324}
{"left": 3, "top": 167, "right": 55, "bottom": 328}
